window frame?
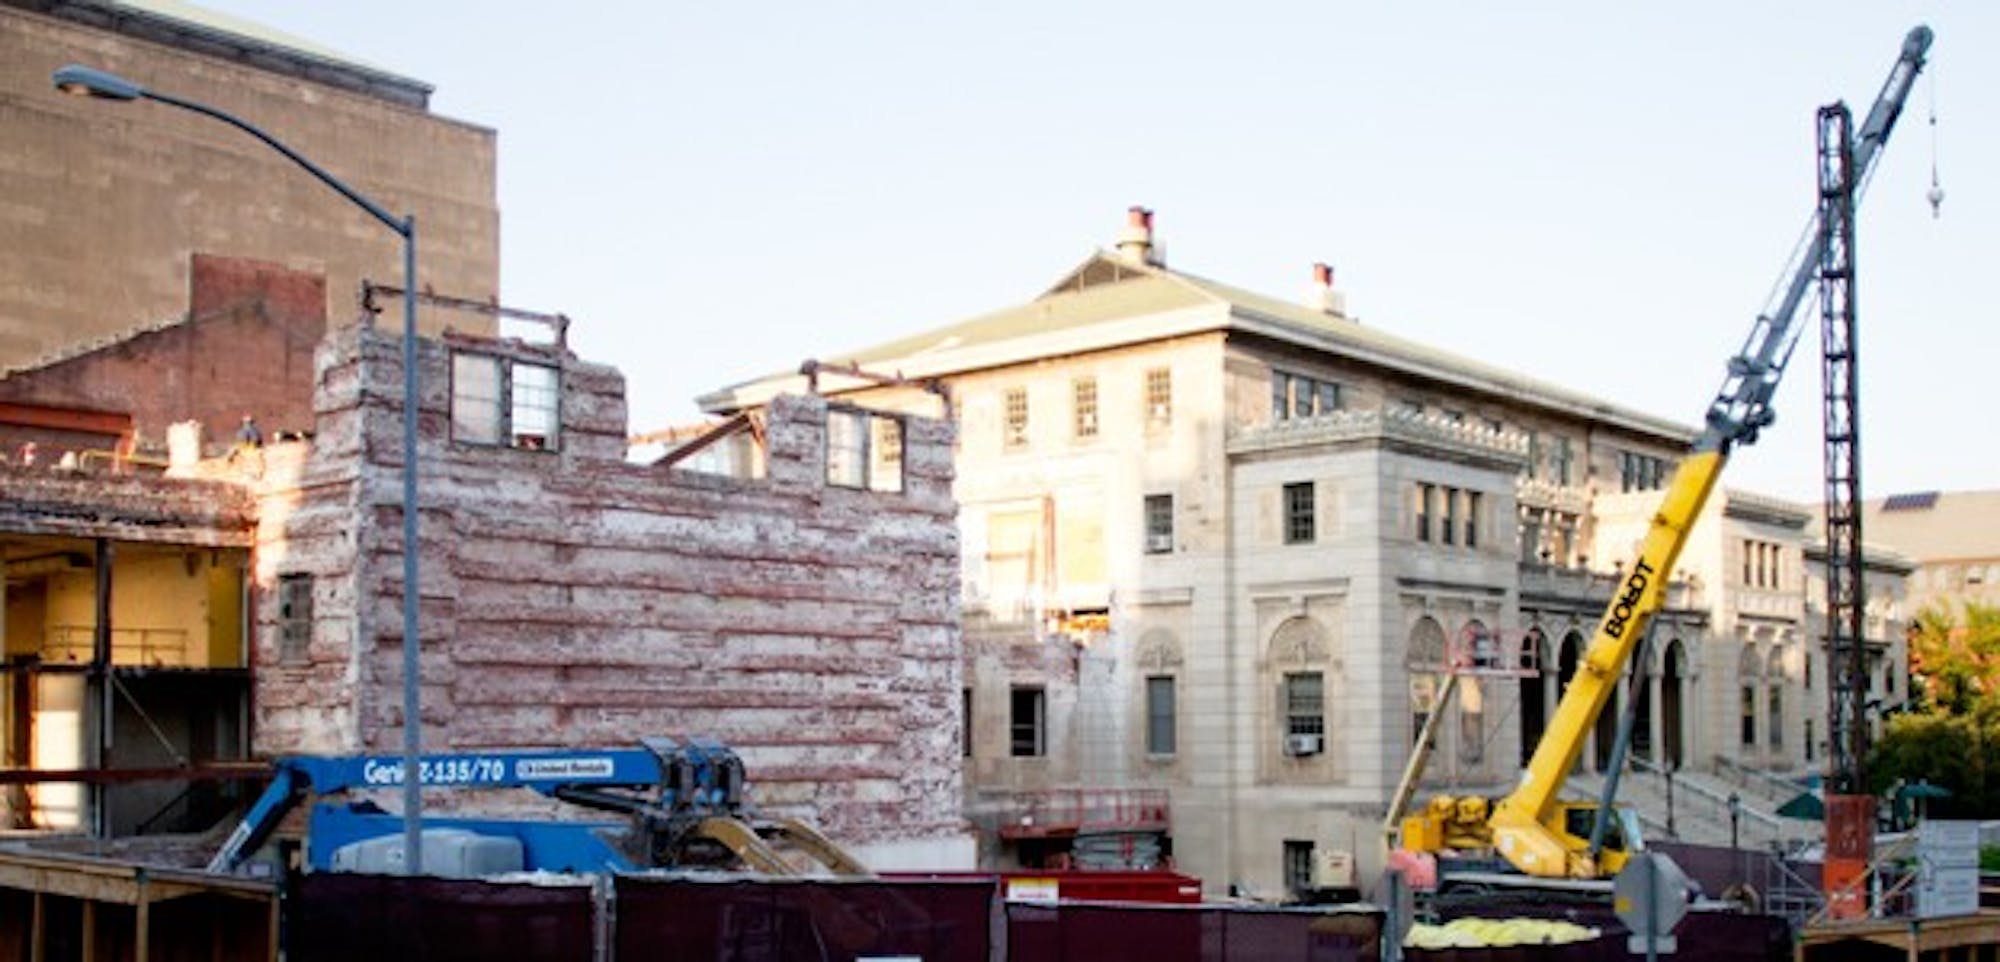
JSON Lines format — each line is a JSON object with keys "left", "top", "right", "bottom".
{"left": 1072, "top": 376, "right": 1099, "bottom": 441}
{"left": 1283, "top": 482, "right": 1316, "bottom": 545}
{"left": 450, "top": 349, "right": 562, "bottom": 451}
{"left": 277, "top": 572, "right": 314, "bottom": 666}
{"left": 1003, "top": 387, "right": 1029, "bottom": 450}
{"left": 1010, "top": 685, "right": 1046, "bottom": 757}
{"left": 1144, "top": 493, "right": 1175, "bottom": 555}
{"left": 1145, "top": 675, "right": 1177, "bottom": 755}
{"left": 1144, "top": 367, "right": 1173, "bottom": 432}
{"left": 1284, "top": 671, "right": 1326, "bottom": 738}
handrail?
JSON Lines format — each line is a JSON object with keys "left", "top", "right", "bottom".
{"left": 1712, "top": 754, "right": 1811, "bottom": 800}
{"left": 1629, "top": 757, "right": 1787, "bottom": 830}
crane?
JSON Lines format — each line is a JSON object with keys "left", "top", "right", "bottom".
{"left": 1396, "top": 25, "right": 1933, "bottom": 885}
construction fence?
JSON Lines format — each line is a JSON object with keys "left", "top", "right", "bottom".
{"left": 286, "top": 873, "right": 1383, "bottom": 962}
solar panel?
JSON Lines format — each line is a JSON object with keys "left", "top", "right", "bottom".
{"left": 1881, "top": 491, "right": 1940, "bottom": 512}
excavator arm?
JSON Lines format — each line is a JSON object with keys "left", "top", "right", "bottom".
{"left": 1484, "top": 25, "right": 1932, "bottom": 880}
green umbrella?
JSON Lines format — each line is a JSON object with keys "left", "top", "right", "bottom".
{"left": 1776, "top": 791, "right": 1826, "bottom": 820}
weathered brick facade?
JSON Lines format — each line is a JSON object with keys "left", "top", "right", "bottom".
{"left": 241, "top": 324, "right": 968, "bottom": 863}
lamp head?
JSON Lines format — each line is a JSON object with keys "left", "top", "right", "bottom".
{"left": 52, "top": 64, "right": 145, "bottom": 101}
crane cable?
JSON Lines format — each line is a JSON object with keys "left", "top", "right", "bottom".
{"left": 1927, "top": 66, "right": 1944, "bottom": 218}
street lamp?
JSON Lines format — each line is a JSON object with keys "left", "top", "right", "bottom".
{"left": 55, "top": 64, "right": 429, "bottom": 875}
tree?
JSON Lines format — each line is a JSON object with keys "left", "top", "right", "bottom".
{"left": 1867, "top": 602, "right": 2000, "bottom": 818}
{"left": 1906, "top": 600, "right": 2000, "bottom": 714}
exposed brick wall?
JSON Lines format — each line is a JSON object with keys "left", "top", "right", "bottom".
{"left": 250, "top": 325, "right": 965, "bottom": 850}
{"left": 0, "top": 255, "right": 324, "bottom": 452}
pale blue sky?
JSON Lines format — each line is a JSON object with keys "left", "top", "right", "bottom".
{"left": 199, "top": 2, "right": 1994, "bottom": 503}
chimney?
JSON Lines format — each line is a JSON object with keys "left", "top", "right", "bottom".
{"left": 1115, "top": 206, "right": 1162, "bottom": 266}
{"left": 1308, "top": 261, "right": 1348, "bottom": 318}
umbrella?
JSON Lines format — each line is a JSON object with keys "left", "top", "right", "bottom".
{"left": 1776, "top": 791, "right": 1825, "bottom": 820}
{"left": 1898, "top": 781, "right": 1951, "bottom": 800}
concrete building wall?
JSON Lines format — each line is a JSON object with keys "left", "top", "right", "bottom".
{"left": 0, "top": 4, "right": 499, "bottom": 371}
{"left": 238, "top": 325, "right": 969, "bottom": 865}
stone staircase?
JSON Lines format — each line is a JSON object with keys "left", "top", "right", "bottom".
{"left": 1562, "top": 758, "right": 1821, "bottom": 853}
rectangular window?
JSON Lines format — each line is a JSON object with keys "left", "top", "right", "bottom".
{"left": 1465, "top": 491, "right": 1481, "bottom": 549}
{"left": 1520, "top": 511, "right": 1543, "bottom": 563}
{"left": 450, "top": 353, "right": 502, "bottom": 445}
{"left": 1145, "top": 367, "right": 1172, "bottom": 431}
{"left": 1146, "top": 675, "right": 1176, "bottom": 755}
{"left": 1415, "top": 483, "right": 1434, "bottom": 542}
{"left": 871, "top": 416, "right": 904, "bottom": 493}
{"left": 1272, "top": 370, "right": 1343, "bottom": 421}
{"left": 1441, "top": 487, "right": 1458, "bottom": 546}
{"left": 278, "top": 573, "right": 313, "bottom": 665}
{"left": 1073, "top": 377, "right": 1099, "bottom": 440}
{"left": 1010, "top": 686, "right": 1045, "bottom": 757}
{"left": 1003, "top": 387, "right": 1029, "bottom": 449}
{"left": 1620, "top": 451, "right": 1667, "bottom": 492}
{"left": 1740, "top": 686, "right": 1756, "bottom": 747}
{"left": 825, "top": 408, "right": 868, "bottom": 488}
{"left": 451, "top": 352, "right": 562, "bottom": 450}
{"left": 962, "top": 688, "right": 973, "bottom": 758}
{"left": 1553, "top": 437, "right": 1573, "bottom": 486}
{"left": 1144, "top": 493, "right": 1174, "bottom": 554}
{"left": 1525, "top": 432, "right": 1541, "bottom": 480}
{"left": 1283, "top": 482, "right": 1316, "bottom": 544}
{"left": 1284, "top": 840, "right": 1315, "bottom": 896}
{"left": 1804, "top": 718, "right": 1815, "bottom": 762}
{"left": 1285, "top": 672, "right": 1325, "bottom": 737}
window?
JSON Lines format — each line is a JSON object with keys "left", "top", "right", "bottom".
{"left": 1010, "top": 686, "right": 1045, "bottom": 757}
{"left": 1272, "top": 370, "right": 1343, "bottom": 421}
{"left": 1284, "top": 840, "right": 1315, "bottom": 896}
{"left": 451, "top": 351, "right": 561, "bottom": 450}
{"left": 1414, "top": 483, "right": 1435, "bottom": 542}
{"left": 1742, "top": 540, "right": 1783, "bottom": 588}
{"left": 1073, "top": 377, "right": 1099, "bottom": 440}
{"left": 1458, "top": 679, "right": 1485, "bottom": 765}
{"left": 278, "top": 573, "right": 313, "bottom": 665}
{"left": 1441, "top": 487, "right": 1458, "bottom": 546}
{"left": 962, "top": 688, "right": 973, "bottom": 758}
{"left": 1003, "top": 387, "right": 1029, "bottom": 449}
{"left": 1464, "top": 491, "right": 1482, "bottom": 549}
{"left": 1146, "top": 675, "right": 1176, "bottom": 755}
{"left": 1525, "top": 432, "right": 1541, "bottom": 480}
{"left": 1283, "top": 482, "right": 1316, "bottom": 544}
{"left": 1804, "top": 718, "right": 1815, "bottom": 762}
{"left": 1620, "top": 451, "right": 1667, "bottom": 492}
{"left": 1144, "top": 494, "right": 1174, "bottom": 554}
{"left": 1740, "top": 686, "right": 1756, "bottom": 747}
{"left": 1553, "top": 437, "right": 1574, "bottom": 485}
{"left": 825, "top": 409, "right": 904, "bottom": 492}
{"left": 1144, "top": 367, "right": 1172, "bottom": 432}
{"left": 1284, "top": 672, "right": 1325, "bottom": 737}
{"left": 1519, "top": 508, "right": 1543, "bottom": 563}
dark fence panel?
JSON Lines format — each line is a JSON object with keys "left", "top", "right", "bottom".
{"left": 1005, "top": 902, "right": 1382, "bottom": 962}
{"left": 613, "top": 876, "right": 996, "bottom": 962}
{"left": 289, "top": 873, "right": 595, "bottom": 962}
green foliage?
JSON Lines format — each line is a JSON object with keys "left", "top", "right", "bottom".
{"left": 1908, "top": 600, "right": 2000, "bottom": 714}
{"left": 1984, "top": 846, "right": 2000, "bottom": 873}
{"left": 1868, "top": 703, "right": 2000, "bottom": 819}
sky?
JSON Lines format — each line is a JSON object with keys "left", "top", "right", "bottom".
{"left": 194, "top": 1, "right": 1996, "bottom": 503}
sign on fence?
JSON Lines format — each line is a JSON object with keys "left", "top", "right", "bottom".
{"left": 1916, "top": 819, "right": 1981, "bottom": 919}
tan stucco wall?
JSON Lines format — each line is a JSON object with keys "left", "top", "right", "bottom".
{"left": 0, "top": 6, "right": 499, "bottom": 370}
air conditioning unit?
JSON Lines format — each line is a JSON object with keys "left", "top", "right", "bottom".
{"left": 1145, "top": 533, "right": 1173, "bottom": 554}
{"left": 1283, "top": 733, "right": 1322, "bottom": 757}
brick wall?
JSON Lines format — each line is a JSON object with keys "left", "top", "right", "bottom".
{"left": 250, "top": 324, "right": 966, "bottom": 852}
{"left": 0, "top": 255, "right": 325, "bottom": 452}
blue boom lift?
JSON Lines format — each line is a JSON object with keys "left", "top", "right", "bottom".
{"left": 206, "top": 736, "right": 870, "bottom": 878}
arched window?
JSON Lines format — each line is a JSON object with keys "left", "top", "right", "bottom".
{"left": 1662, "top": 639, "right": 1686, "bottom": 768}
{"left": 1408, "top": 617, "right": 1448, "bottom": 747}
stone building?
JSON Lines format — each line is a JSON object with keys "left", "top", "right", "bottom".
{"left": 1, "top": 318, "right": 972, "bottom": 871}
{"left": 700, "top": 208, "right": 1893, "bottom": 897}
{"left": 0, "top": 0, "right": 500, "bottom": 384}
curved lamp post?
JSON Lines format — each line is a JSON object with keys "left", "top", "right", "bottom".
{"left": 54, "top": 64, "right": 428, "bottom": 875}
